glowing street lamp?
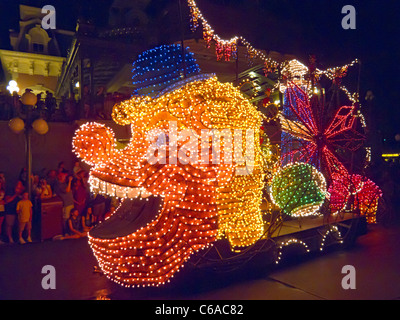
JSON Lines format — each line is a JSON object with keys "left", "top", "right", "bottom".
{"left": 8, "top": 90, "right": 48, "bottom": 199}
{"left": 7, "top": 80, "right": 19, "bottom": 94}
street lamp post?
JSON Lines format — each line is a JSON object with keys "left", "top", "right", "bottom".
{"left": 21, "top": 91, "right": 36, "bottom": 199}
{"left": 9, "top": 90, "right": 49, "bottom": 200}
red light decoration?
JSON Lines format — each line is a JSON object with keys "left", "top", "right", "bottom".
{"left": 279, "top": 82, "right": 382, "bottom": 221}
{"left": 328, "top": 174, "right": 382, "bottom": 223}
{"left": 280, "top": 81, "right": 365, "bottom": 182}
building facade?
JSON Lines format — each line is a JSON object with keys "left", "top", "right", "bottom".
{"left": 0, "top": 5, "right": 72, "bottom": 95}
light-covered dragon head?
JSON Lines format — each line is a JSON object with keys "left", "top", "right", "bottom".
{"left": 73, "top": 75, "right": 266, "bottom": 287}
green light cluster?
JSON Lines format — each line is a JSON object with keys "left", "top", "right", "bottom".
{"left": 270, "top": 162, "right": 326, "bottom": 217}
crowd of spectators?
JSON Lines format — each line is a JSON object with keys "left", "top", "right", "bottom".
{"left": 0, "top": 161, "right": 119, "bottom": 244}
{"left": 0, "top": 86, "right": 130, "bottom": 122}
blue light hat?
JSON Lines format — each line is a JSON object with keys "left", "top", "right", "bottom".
{"left": 132, "top": 44, "right": 213, "bottom": 97}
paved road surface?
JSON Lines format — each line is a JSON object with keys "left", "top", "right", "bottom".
{"left": 1, "top": 223, "right": 399, "bottom": 300}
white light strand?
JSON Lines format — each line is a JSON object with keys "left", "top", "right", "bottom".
{"left": 275, "top": 238, "right": 310, "bottom": 264}
{"left": 319, "top": 226, "right": 343, "bottom": 251}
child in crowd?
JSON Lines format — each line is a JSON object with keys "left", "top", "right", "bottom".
{"left": 53, "top": 208, "right": 88, "bottom": 241}
{"left": 16, "top": 192, "right": 33, "bottom": 244}
{"left": 67, "top": 208, "right": 87, "bottom": 238}
{"left": 73, "top": 161, "right": 82, "bottom": 178}
{"left": 39, "top": 179, "right": 52, "bottom": 199}
{"left": 82, "top": 206, "right": 95, "bottom": 232}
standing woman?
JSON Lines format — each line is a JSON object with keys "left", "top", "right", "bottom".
{"left": 4, "top": 181, "right": 24, "bottom": 243}
{"left": 73, "top": 178, "right": 88, "bottom": 216}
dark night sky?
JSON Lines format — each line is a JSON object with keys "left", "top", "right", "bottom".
{"left": 194, "top": 0, "right": 400, "bottom": 138}
{"left": 0, "top": 0, "right": 398, "bottom": 139}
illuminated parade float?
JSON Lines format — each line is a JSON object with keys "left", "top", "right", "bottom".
{"left": 72, "top": 1, "right": 383, "bottom": 287}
